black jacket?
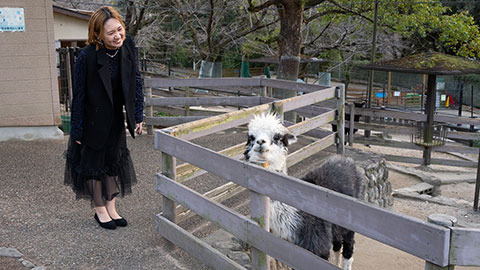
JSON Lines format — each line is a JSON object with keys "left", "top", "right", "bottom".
{"left": 70, "top": 35, "right": 144, "bottom": 150}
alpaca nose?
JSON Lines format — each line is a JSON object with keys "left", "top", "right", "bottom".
{"left": 257, "top": 139, "right": 266, "bottom": 145}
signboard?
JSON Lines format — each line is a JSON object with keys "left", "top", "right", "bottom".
{"left": 0, "top": 8, "right": 25, "bottom": 32}
{"left": 394, "top": 91, "right": 401, "bottom": 97}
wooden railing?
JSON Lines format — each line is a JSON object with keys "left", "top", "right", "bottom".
{"left": 345, "top": 106, "right": 480, "bottom": 165}
{"left": 145, "top": 78, "right": 480, "bottom": 270}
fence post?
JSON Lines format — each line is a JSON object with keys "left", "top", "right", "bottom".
{"left": 161, "top": 151, "right": 177, "bottom": 249}
{"left": 250, "top": 191, "right": 270, "bottom": 270}
{"left": 336, "top": 85, "right": 345, "bottom": 154}
{"left": 425, "top": 214, "right": 456, "bottom": 270}
{"left": 474, "top": 147, "right": 480, "bottom": 211}
{"left": 185, "top": 87, "right": 191, "bottom": 116}
{"left": 260, "top": 75, "right": 267, "bottom": 97}
{"left": 65, "top": 48, "right": 73, "bottom": 111}
{"left": 348, "top": 103, "right": 355, "bottom": 146}
{"left": 145, "top": 78, "right": 153, "bottom": 135}
{"left": 161, "top": 152, "right": 177, "bottom": 223}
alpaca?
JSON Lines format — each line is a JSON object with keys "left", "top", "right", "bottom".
{"left": 244, "top": 113, "right": 365, "bottom": 270}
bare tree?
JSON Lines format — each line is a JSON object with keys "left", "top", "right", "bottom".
{"left": 247, "top": 0, "right": 374, "bottom": 82}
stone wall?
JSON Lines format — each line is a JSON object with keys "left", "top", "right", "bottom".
{"left": 345, "top": 148, "right": 393, "bottom": 208}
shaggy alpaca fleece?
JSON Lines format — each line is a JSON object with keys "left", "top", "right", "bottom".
{"left": 245, "top": 113, "right": 365, "bottom": 270}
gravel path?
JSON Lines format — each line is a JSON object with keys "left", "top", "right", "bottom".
{"left": 2, "top": 129, "right": 480, "bottom": 270}
{"left": 0, "top": 134, "right": 210, "bottom": 270}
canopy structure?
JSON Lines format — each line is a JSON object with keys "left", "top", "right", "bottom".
{"left": 362, "top": 52, "right": 480, "bottom": 76}
{"left": 362, "top": 52, "right": 480, "bottom": 211}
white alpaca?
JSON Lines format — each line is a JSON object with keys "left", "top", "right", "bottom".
{"left": 244, "top": 113, "right": 365, "bottom": 270}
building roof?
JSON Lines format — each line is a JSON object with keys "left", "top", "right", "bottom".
{"left": 53, "top": 5, "right": 92, "bottom": 21}
{"left": 249, "top": 56, "right": 328, "bottom": 64}
{"left": 361, "top": 52, "right": 480, "bottom": 75}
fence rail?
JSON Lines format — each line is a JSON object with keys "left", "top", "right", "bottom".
{"left": 155, "top": 130, "right": 453, "bottom": 266}
{"left": 146, "top": 77, "right": 480, "bottom": 270}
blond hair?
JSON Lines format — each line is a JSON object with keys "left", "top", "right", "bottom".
{"left": 87, "top": 6, "right": 126, "bottom": 49}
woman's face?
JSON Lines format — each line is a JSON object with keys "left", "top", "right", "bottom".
{"left": 101, "top": 18, "right": 125, "bottom": 50}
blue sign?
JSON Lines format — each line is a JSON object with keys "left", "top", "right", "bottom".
{"left": 0, "top": 8, "right": 25, "bottom": 32}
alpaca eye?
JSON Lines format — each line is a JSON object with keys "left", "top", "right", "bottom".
{"left": 248, "top": 135, "right": 255, "bottom": 142}
{"left": 273, "top": 134, "right": 282, "bottom": 141}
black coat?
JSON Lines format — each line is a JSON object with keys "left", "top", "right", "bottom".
{"left": 71, "top": 36, "right": 143, "bottom": 150}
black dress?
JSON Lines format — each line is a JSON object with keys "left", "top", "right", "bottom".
{"left": 64, "top": 47, "right": 138, "bottom": 202}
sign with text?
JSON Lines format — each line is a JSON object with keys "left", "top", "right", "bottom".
{"left": 0, "top": 8, "right": 25, "bottom": 32}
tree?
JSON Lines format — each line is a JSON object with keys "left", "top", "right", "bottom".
{"left": 166, "top": 0, "right": 277, "bottom": 66}
{"left": 383, "top": 1, "right": 480, "bottom": 58}
{"left": 246, "top": 0, "right": 480, "bottom": 83}
{"left": 118, "top": 0, "right": 152, "bottom": 36}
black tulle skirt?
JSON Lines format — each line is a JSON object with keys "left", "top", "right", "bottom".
{"left": 64, "top": 127, "right": 137, "bottom": 201}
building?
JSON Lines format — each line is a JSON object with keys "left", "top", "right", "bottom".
{"left": 53, "top": 5, "right": 90, "bottom": 48}
{"left": 0, "top": 0, "right": 63, "bottom": 141}
{"left": 0, "top": 2, "right": 92, "bottom": 141}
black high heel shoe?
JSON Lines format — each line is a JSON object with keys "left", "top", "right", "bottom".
{"left": 112, "top": 217, "right": 128, "bottom": 227}
{"left": 94, "top": 213, "right": 117, "bottom": 230}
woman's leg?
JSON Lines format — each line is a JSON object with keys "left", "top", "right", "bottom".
{"left": 87, "top": 179, "right": 112, "bottom": 222}
{"left": 104, "top": 175, "right": 122, "bottom": 219}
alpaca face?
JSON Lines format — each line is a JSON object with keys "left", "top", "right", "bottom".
{"left": 244, "top": 113, "right": 296, "bottom": 173}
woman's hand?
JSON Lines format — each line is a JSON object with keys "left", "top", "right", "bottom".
{"left": 75, "top": 141, "right": 81, "bottom": 144}
{"left": 136, "top": 122, "right": 143, "bottom": 135}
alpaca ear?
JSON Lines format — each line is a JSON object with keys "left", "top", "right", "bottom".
{"left": 282, "top": 133, "right": 297, "bottom": 146}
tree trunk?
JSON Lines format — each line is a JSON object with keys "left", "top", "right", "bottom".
{"left": 276, "top": 1, "right": 303, "bottom": 81}
{"left": 275, "top": 1, "right": 304, "bottom": 122}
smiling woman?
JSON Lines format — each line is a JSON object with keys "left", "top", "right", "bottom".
{"left": 64, "top": 6, "right": 144, "bottom": 230}
{"left": 87, "top": 6, "right": 126, "bottom": 50}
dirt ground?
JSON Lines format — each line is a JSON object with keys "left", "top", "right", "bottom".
{"left": 350, "top": 132, "right": 480, "bottom": 270}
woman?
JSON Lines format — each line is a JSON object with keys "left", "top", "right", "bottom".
{"left": 64, "top": 6, "right": 144, "bottom": 230}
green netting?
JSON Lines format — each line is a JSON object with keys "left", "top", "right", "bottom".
{"left": 240, "top": 61, "right": 251, "bottom": 78}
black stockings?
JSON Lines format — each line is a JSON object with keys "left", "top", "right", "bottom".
{"left": 87, "top": 176, "right": 119, "bottom": 207}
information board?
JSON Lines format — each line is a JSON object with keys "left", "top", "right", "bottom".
{"left": 0, "top": 8, "right": 25, "bottom": 32}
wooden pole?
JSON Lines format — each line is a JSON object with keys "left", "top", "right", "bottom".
{"left": 185, "top": 87, "right": 191, "bottom": 116}
{"left": 422, "top": 74, "right": 427, "bottom": 112}
{"left": 66, "top": 49, "right": 73, "bottom": 111}
{"left": 425, "top": 214, "right": 456, "bottom": 270}
{"left": 162, "top": 152, "right": 177, "bottom": 223}
{"left": 145, "top": 81, "right": 153, "bottom": 135}
{"left": 458, "top": 83, "right": 464, "bottom": 117}
{"left": 250, "top": 192, "right": 270, "bottom": 270}
{"left": 474, "top": 147, "right": 480, "bottom": 211}
{"left": 387, "top": 72, "right": 391, "bottom": 103}
{"left": 336, "top": 85, "right": 345, "bottom": 154}
{"left": 349, "top": 103, "right": 355, "bottom": 146}
{"left": 423, "top": 74, "right": 437, "bottom": 166}
{"left": 470, "top": 85, "right": 474, "bottom": 147}
{"left": 365, "top": 0, "right": 379, "bottom": 138}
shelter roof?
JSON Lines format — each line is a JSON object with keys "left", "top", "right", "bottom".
{"left": 53, "top": 5, "right": 92, "bottom": 21}
{"left": 361, "top": 52, "right": 480, "bottom": 75}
